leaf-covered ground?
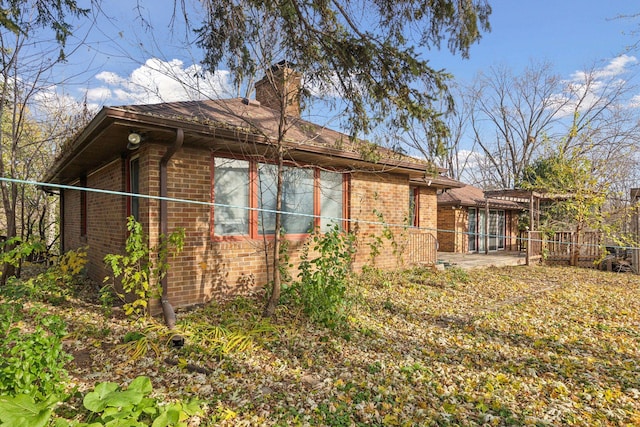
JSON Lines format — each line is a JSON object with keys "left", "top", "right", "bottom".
{"left": 46, "top": 266, "right": 640, "bottom": 425}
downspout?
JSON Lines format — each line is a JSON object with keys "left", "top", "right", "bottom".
{"left": 159, "top": 128, "right": 183, "bottom": 337}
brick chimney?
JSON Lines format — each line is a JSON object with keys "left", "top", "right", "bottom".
{"left": 254, "top": 61, "right": 302, "bottom": 117}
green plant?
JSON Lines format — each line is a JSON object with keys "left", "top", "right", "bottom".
{"left": 293, "top": 225, "right": 356, "bottom": 329}
{"left": 104, "top": 216, "right": 184, "bottom": 318}
{"left": 99, "top": 283, "right": 116, "bottom": 316}
{"left": 0, "top": 237, "right": 46, "bottom": 276}
{"left": 179, "top": 299, "right": 279, "bottom": 358}
{"left": 1, "top": 248, "right": 88, "bottom": 305}
{"left": 0, "top": 394, "right": 59, "bottom": 427}
{"left": 0, "top": 303, "right": 70, "bottom": 400}
{"left": 446, "top": 266, "right": 469, "bottom": 285}
{"left": 77, "top": 376, "right": 202, "bottom": 426}
{"left": 0, "top": 376, "right": 203, "bottom": 427}
{"left": 114, "top": 320, "right": 176, "bottom": 363}
{"left": 368, "top": 208, "right": 409, "bottom": 268}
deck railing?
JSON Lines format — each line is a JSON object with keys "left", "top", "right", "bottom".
{"left": 407, "top": 232, "right": 438, "bottom": 265}
{"left": 524, "top": 230, "right": 602, "bottom": 267}
{"left": 526, "top": 231, "right": 543, "bottom": 264}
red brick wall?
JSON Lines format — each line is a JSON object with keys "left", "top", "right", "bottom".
{"left": 437, "top": 206, "right": 469, "bottom": 252}
{"left": 158, "top": 146, "right": 346, "bottom": 307}
{"left": 63, "top": 159, "right": 127, "bottom": 283}
{"left": 64, "top": 142, "right": 441, "bottom": 309}
{"left": 348, "top": 172, "right": 439, "bottom": 270}
{"left": 417, "top": 186, "right": 438, "bottom": 236}
{"left": 62, "top": 185, "right": 82, "bottom": 250}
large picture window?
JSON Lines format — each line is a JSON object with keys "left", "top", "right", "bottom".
{"left": 212, "top": 155, "right": 345, "bottom": 238}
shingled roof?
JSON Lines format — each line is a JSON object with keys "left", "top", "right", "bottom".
{"left": 437, "top": 184, "right": 523, "bottom": 210}
{"left": 45, "top": 96, "right": 460, "bottom": 186}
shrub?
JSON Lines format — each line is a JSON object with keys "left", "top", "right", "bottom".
{"left": 104, "top": 216, "right": 184, "bottom": 318}
{"left": 292, "top": 226, "right": 356, "bottom": 329}
{"left": 0, "top": 237, "right": 46, "bottom": 274}
{"left": 0, "top": 303, "right": 70, "bottom": 400}
{"left": 0, "top": 247, "right": 88, "bottom": 305}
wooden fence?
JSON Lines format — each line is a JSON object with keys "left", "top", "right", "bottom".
{"left": 527, "top": 231, "right": 602, "bottom": 268}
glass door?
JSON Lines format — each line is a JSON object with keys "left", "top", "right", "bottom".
{"left": 489, "top": 209, "right": 498, "bottom": 251}
{"left": 498, "top": 210, "right": 505, "bottom": 250}
{"left": 468, "top": 208, "right": 477, "bottom": 252}
{"left": 478, "top": 210, "right": 486, "bottom": 252}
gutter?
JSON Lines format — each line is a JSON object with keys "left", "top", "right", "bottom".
{"left": 159, "top": 128, "right": 184, "bottom": 346}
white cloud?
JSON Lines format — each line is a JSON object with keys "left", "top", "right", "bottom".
{"left": 95, "top": 71, "right": 126, "bottom": 86}
{"left": 550, "top": 55, "right": 638, "bottom": 118}
{"left": 31, "top": 85, "right": 99, "bottom": 120}
{"left": 595, "top": 54, "right": 636, "bottom": 79}
{"left": 94, "top": 58, "right": 234, "bottom": 105}
{"left": 85, "top": 87, "right": 112, "bottom": 102}
{"left": 628, "top": 94, "right": 640, "bottom": 108}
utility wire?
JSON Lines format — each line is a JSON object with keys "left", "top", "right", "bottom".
{"left": 3, "top": 177, "right": 638, "bottom": 251}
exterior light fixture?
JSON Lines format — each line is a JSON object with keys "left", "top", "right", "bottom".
{"left": 127, "top": 131, "right": 142, "bottom": 150}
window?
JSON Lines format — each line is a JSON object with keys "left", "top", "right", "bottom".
{"left": 128, "top": 157, "right": 140, "bottom": 221}
{"left": 213, "top": 158, "right": 250, "bottom": 235}
{"left": 319, "top": 171, "right": 343, "bottom": 232}
{"left": 258, "top": 164, "right": 315, "bottom": 234}
{"left": 469, "top": 208, "right": 506, "bottom": 252}
{"left": 212, "top": 155, "right": 345, "bottom": 238}
{"left": 409, "top": 187, "right": 419, "bottom": 227}
{"left": 468, "top": 208, "right": 477, "bottom": 252}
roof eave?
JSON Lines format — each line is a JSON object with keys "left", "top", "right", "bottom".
{"left": 44, "top": 107, "right": 433, "bottom": 185}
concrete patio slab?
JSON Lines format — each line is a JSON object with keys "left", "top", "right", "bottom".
{"left": 437, "top": 251, "right": 528, "bottom": 270}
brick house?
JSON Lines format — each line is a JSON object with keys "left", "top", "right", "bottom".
{"left": 437, "top": 184, "right": 523, "bottom": 253}
{"left": 44, "top": 65, "right": 460, "bottom": 310}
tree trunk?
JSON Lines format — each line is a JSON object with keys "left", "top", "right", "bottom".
{"left": 570, "top": 226, "right": 581, "bottom": 267}
{"left": 263, "top": 147, "right": 284, "bottom": 318}
{"left": 0, "top": 184, "right": 18, "bottom": 285}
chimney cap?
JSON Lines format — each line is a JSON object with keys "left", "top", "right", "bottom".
{"left": 242, "top": 98, "right": 261, "bottom": 107}
{"left": 270, "top": 59, "right": 296, "bottom": 72}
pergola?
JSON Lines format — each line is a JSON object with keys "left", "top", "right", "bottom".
{"left": 483, "top": 189, "right": 573, "bottom": 264}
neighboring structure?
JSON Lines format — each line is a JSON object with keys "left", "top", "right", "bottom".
{"left": 44, "top": 64, "right": 459, "bottom": 309}
{"left": 437, "top": 184, "right": 523, "bottom": 253}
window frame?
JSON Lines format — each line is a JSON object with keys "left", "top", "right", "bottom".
{"left": 409, "top": 186, "right": 420, "bottom": 228}
{"left": 210, "top": 154, "right": 348, "bottom": 241}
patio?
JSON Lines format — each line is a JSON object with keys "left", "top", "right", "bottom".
{"left": 436, "top": 251, "right": 528, "bottom": 270}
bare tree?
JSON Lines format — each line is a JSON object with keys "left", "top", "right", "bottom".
{"left": 395, "top": 83, "right": 478, "bottom": 181}
{"left": 0, "top": 3, "right": 94, "bottom": 281}
{"left": 466, "top": 59, "right": 640, "bottom": 190}
{"left": 466, "top": 62, "right": 566, "bottom": 189}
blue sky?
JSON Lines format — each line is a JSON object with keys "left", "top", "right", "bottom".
{"left": 49, "top": 1, "right": 640, "bottom": 118}
{"left": 436, "top": 0, "right": 638, "bottom": 81}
